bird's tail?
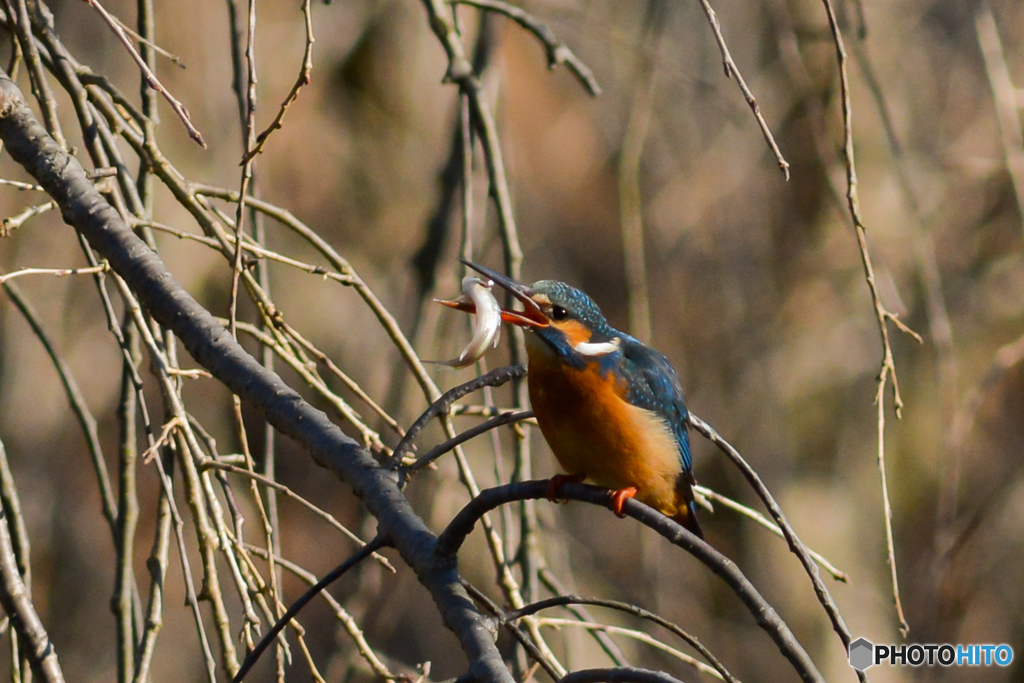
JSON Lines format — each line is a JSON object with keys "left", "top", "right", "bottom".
{"left": 672, "top": 500, "right": 704, "bottom": 540}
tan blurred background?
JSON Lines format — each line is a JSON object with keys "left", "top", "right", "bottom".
{"left": 0, "top": 0, "right": 1023, "bottom": 681}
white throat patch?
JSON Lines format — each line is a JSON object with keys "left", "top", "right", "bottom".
{"left": 573, "top": 337, "right": 621, "bottom": 356}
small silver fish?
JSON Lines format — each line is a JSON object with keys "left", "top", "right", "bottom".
{"left": 429, "top": 276, "right": 502, "bottom": 368}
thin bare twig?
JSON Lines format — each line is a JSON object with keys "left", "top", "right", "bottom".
{"left": 82, "top": 0, "right": 205, "bottom": 146}
{"left": 450, "top": 0, "right": 601, "bottom": 96}
{"left": 0, "top": 435, "right": 33, "bottom": 683}
{"left": 818, "top": 0, "right": 914, "bottom": 637}
{"left": 389, "top": 364, "right": 528, "bottom": 468}
{"left": 112, "top": 316, "right": 139, "bottom": 683}
{"left": 11, "top": 0, "right": 64, "bottom": 147}
{"left": 538, "top": 618, "right": 724, "bottom": 681}
{"left": 1, "top": 200, "right": 54, "bottom": 233}
{"left": 228, "top": 0, "right": 257, "bottom": 340}
{"left": 140, "top": 416, "right": 183, "bottom": 463}
{"left": 695, "top": 0, "right": 789, "bottom": 178}
{"left": 693, "top": 485, "right": 849, "bottom": 582}
{"left": 1, "top": 277, "right": 118, "bottom": 534}
{"left": 0, "top": 263, "right": 108, "bottom": 284}
{"left": 561, "top": 668, "right": 688, "bottom": 683}
{"left": 134, "top": 486, "right": 172, "bottom": 683}
{"left": 138, "top": 218, "right": 356, "bottom": 284}
{"left": 242, "top": 0, "right": 314, "bottom": 162}
{"left": 538, "top": 569, "right": 630, "bottom": 667}
{"left": 108, "top": 10, "right": 185, "bottom": 68}
{"left": 200, "top": 460, "right": 396, "bottom": 572}
{"left": 0, "top": 177, "right": 42, "bottom": 191}
{"left": 404, "top": 410, "right": 534, "bottom": 474}
{"left": 838, "top": 7, "right": 963, "bottom": 631}
{"left": 243, "top": 544, "right": 400, "bottom": 680}
{"left": 462, "top": 579, "right": 565, "bottom": 680}
{"left": 231, "top": 536, "right": 388, "bottom": 683}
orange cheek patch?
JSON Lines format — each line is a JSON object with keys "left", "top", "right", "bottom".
{"left": 555, "top": 319, "right": 592, "bottom": 347}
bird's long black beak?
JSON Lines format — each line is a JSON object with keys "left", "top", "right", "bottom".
{"left": 436, "top": 260, "right": 549, "bottom": 328}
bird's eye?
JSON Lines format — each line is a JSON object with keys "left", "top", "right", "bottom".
{"left": 551, "top": 305, "right": 569, "bottom": 321}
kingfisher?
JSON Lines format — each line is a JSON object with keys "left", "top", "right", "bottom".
{"left": 444, "top": 261, "right": 703, "bottom": 539}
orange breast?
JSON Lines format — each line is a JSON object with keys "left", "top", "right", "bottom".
{"left": 526, "top": 337, "right": 685, "bottom": 517}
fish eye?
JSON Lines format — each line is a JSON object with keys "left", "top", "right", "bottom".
{"left": 551, "top": 305, "right": 569, "bottom": 321}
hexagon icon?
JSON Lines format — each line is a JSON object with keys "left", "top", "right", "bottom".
{"left": 849, "top": 638, "right": 874, "bottom": 671}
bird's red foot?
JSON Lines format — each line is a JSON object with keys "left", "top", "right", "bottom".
{"left": 609, "top": 487, "right": 639, "bottom": 518}
{"left": 546, "top": 473, "right": 586, "bottom": 504}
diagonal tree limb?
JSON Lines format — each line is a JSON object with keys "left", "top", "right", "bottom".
{"left": 688, "top": 414, "right": 859, "bottom": 659}
{"left": 0, "top": 69, "right": 512, "bottom": 683}
{"left": 232, "top": 536, "right": 387, "bottom": 683}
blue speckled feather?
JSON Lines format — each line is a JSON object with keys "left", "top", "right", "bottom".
{"left": 618, "top": 335, "right": 693, "bottom": 477}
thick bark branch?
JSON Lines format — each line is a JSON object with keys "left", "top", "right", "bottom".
{"left": 0, "top": 71, "right": 510, "bottom": 683}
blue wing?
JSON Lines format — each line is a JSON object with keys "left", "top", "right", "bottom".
{"left": 618, "top": 336, "right": 693, "bottom": 477}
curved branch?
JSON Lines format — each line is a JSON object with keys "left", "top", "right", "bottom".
{"left": 504, "top": 596, "right": 737, "bottom": 683}
{"left": 404, "top": 410, "right": 533, "bottom": 474}
{"left": 0, "top": 70, "right": 512, "bottom": 683}
{"left": 435, "top": 481, "right": 824, "bottom": 683}
{"left": 388, "top": 364, "right": 528, "bottom": 467}
{"left": 450, "top": 0, "right": 601, "bottom": 96}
